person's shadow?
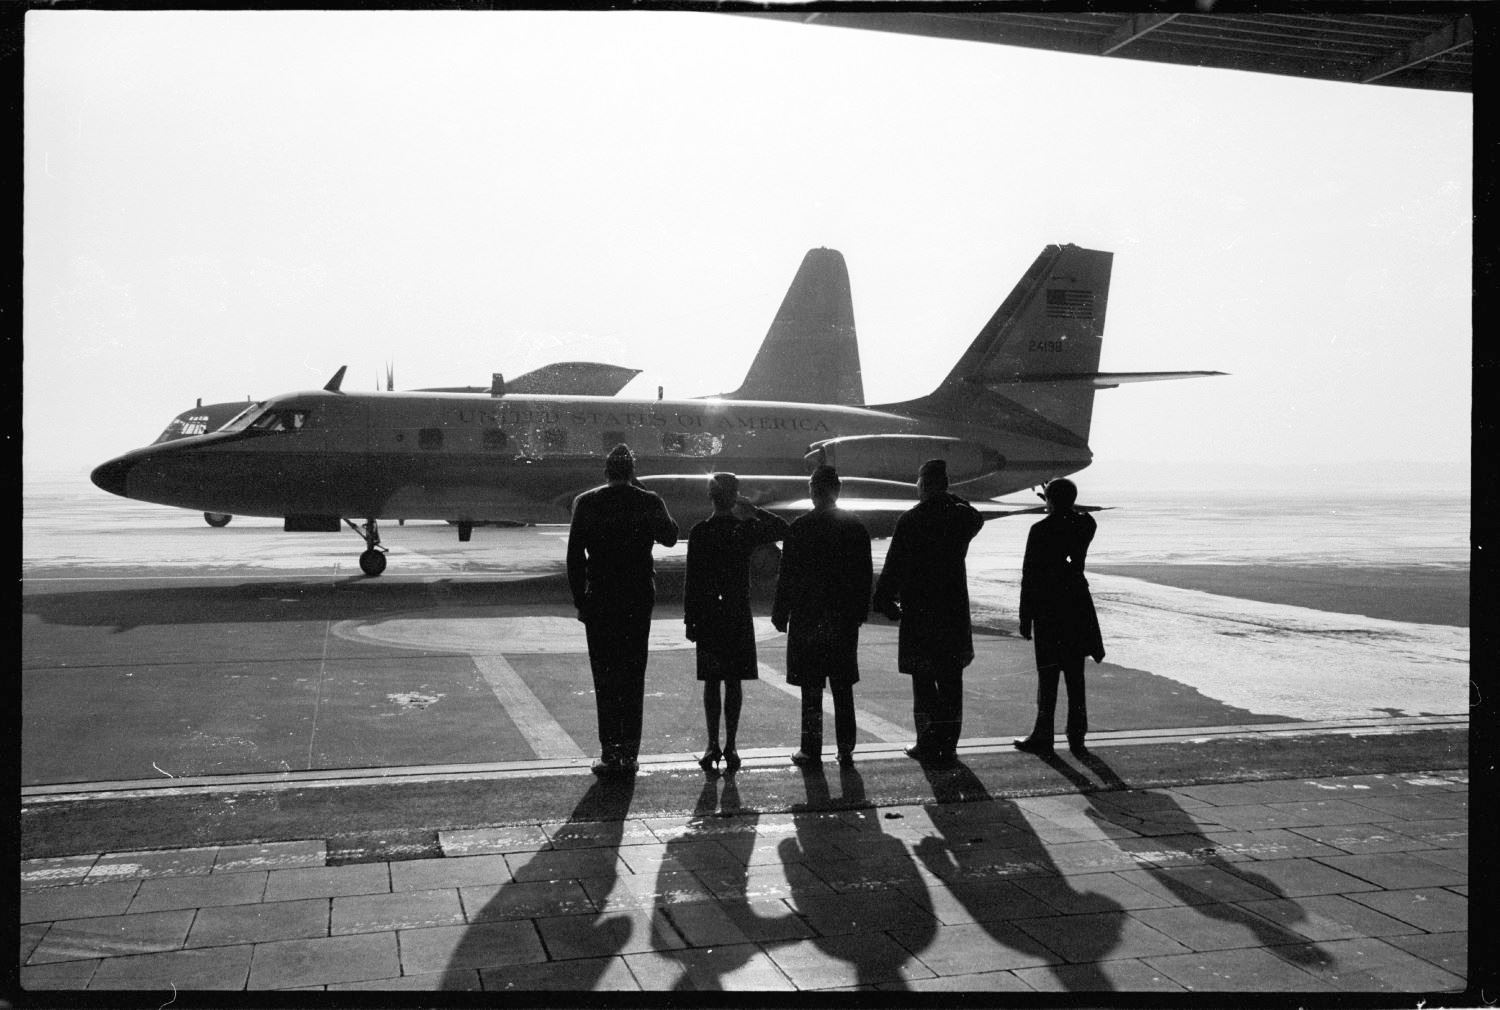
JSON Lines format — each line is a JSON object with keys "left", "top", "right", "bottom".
{"left": 1060, "top": 748, "right": 1328, "bottom": 969}
{"left": 774, "top": 762, "right": 938, "bottom": 990}
{"left": 915, "top": 759, "right": 1123, "bottom": 990}
{"left": 439, "top": 774, "right": 642, "bottom": 990}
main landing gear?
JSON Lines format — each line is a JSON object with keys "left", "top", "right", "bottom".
{"left": 203, "top": 512, "right": 232, "bottom": 527}
{"left": 344, "top": 518, "right": 388, "bottom": 576}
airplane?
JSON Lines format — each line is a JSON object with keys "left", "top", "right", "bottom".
{"left": 92, "top": 244, "right": 1224, "bottom": 576}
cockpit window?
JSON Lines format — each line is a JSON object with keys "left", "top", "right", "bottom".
{"left": 248, "top": 409, "right": 310, "bottom": 432}
{"left": 220, "top": 403, "right": 267, "bottom": 432}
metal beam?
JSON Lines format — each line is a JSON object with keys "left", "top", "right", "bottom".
{"left": 1099, "top": 13, "right": 1178, "bottom": 56}
{"left": 1357, "top": 14, "right": 1472, "bottom": 83}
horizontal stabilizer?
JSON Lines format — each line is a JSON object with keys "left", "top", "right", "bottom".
{"left": 985, "top": 370, "right": 1226, "bottom": 388}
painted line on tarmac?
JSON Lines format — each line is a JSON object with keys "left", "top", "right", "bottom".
{"left": 24, "top": 715, "right": 1464, "bottom": 805}
{"left": 755, "top": 662, "right": 911, "bottom": 743}
{"left": 472, "top": 654, "right": 587, "bottom": 759}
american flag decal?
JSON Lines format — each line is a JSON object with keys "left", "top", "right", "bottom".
{"left": 1045, "top": 288, "right": 1094, "bottom": 319}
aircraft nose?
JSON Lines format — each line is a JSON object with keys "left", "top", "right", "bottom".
{"left": 90, "top": 456, "right": 133, "bottom": 498}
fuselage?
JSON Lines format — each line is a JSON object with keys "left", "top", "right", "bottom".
{"left": 91, "top": 389, "right": 1092, "bottom": 525}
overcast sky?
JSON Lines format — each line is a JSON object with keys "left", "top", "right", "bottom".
{"left": 25, "top": 10, "right": 1471, "bottom": 482}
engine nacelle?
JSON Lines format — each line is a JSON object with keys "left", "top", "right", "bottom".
{"left": 804, "top": 435, "right": 1003, "bottom": 484}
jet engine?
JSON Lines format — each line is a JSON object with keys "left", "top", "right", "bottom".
{"left": 804, "top": 435, "right": 1003, "bottom": 484}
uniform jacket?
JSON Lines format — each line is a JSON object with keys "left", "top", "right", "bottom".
{"left": 772, "top": 506, "right": 872, "bottom": 686}
{"left": 873, "top": 492, "right": 985, "bottom": 676}
{"left": 683, "top": 506, "right": 790, "bottom": 679}
{"left": 567, "top": 482, "right": 678, "bottom": 619}
{"left": 1019, "top": 509, "right": 1105, "bottom": 662}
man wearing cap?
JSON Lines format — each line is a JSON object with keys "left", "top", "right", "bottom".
{"left": 874, "top": 458, "right": 986, "bottom": 765}
{"left": 772, "top": 464, "right": 872, "bottom": 767}
{"left": 567, "top": 443, "right": 679, "bottom": 775}
{"left": 683, "top": 473, "right": 790, "bottom": 774}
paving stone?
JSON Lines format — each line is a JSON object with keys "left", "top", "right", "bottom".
{"left": 915, "top": 843, "right": 1052, "bottom": 884}
{"left": 186, "top": 898, "right": 329, "bottom": 947}
{"left": 787, "top": 888, "right": 938, "bottom": 937}
{"left": 1206, "top": 802, "right": 1365, "bottom": 832}
{"left": 27, "top": 910, "right": 194, "bottom": 964}
{"left": 1129, "top": 903, "right": 1292, "bottom": 952}
{"left": 1015, "top": 911, "right": 1191, "bottom": 963}
{"left": 1345, "top": 887, "right": 1468, "bottom": 933}
{"left": 664, "top": 898, "right": 812, "bottom": 947}
{"left": 535, "top": 908, "right": 685, "bottom": 960}
{"left": 87, "top": 943, "right": 254, "bottom": 990}
{"left": 397, "top": 919, "right": 547, "bottom": 974}
{"left": 264, "top": 862, "right": 390, "bottom": 902}
{"left": 332, "top": 888, "right": 464, "bottom": 934}
{"left": 891, "top": 920, "right": 1061, "bottom": 974}
{"left": 1013, "top": 957, "right": 1189, "bottom": 991}
{"left": 213, "top": 840, "right": 326, "bottom": 873}
{"left": 625, "top": 944, "right": 797, "bottom": 990}
{"left": 460, "top": 879, "right": 595, "bottom": 922}
{"left": 329, "top": 968, "right": 482, "bottom": 990}
{"left": 896, "top": 877, "right": 1058, "bottom": 925}
{"left": 694, "top": 861, "right": 836, "bottom": 903}
{"left": 582, "top": 868, "right": 716, "bottom": 911}
{"left": 1175, "top": 780, "right": 1336, "bottom": 806}
{"left": 21, "top": 855, "right": 100, "bottom": 889}
{"left": 1016, "top": 870, "right": 1178, "bottom": 914}
{"left": 543, "top": 817, "right": 659, "bottom": 849}
{"left": 1314, "top": 852, "right": 1466, "bottom": 889}
{"left": 1153, "top": 828, "right": 1344, "bottom": 862}
{"left": 800, "top": 852, "right": 937, "bottom": 893}
{"left": 1290, "top": 822, "right": 1439, "bottom": 854}
{"left": 21, "top": 923, "right": 49, "bottom": 964}
{"left": 1343, "top": 791, "right": 1467, "bottom": 821}
{"left": 247, "top": 931, "right": 401, "bottom": 989}
{"left": 504, "top": 848, "right": 623, "bottom": 884}
{"left": 86, "top": 847, "right": 219, "bottom": 882}
{"left": 1144, "top": 946, "right": 1335, "bottom": 991}
{"left": 128, "top": 871, "right": 267, "bottom": 913}
{"left": 899, "top": 968, "right": 1035, "bottom": 991}
{"left": 764, "top": 931, "right": 937, "bottom": 989}
{"left": 614, "top": 839, "right": 741, "bottom": 875}
{"left": 1237, "top": 893, "right": 1422, "bottom": 941}
{"left": 1113, "top": 864, "right": 1278, "bottom": 906}
{"left": 1041, "top": 839, "right": 1156, "bottom": 874}
{"left": 390, "top": 853, "right": 512, "bottom": 891}
{"left": 1266, "top": 937, "right": 1467, "bottom": 992}
{"left": 480, "top": 955, "right": 641, "bottom": 990}
{"left": 439, "top": 824, "right": 552, "bottom": 856}
{"left": 18, "top": 960, "right": 99, "bottom": 990}
{"left": 1411, "top": 847, "right": 1468, "bottom": 875}
{"left": 21, "top": 881, "right": 140, "bottom": 923}
{"left": 1222, "top": 857, "right": 1381, "bottom": 897}
{"left": 1383, "top": 931, "right": 1468, "bottom": 978}
{"left": 1380, "top": 817, "right": 1468, "bottom": 848}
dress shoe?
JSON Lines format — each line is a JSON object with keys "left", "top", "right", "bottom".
{"left": 789, "top": 750, "right": 820, "bottom": 767}
{"left": 1012, "top": 737, "right": 1054, "bottom": 755}
{"left": 723, "top": 750, "right": 741, "bottom": 773}
{"left": 698, "top": 747, "right": 721, "bottom": 772}
{"left": 1068, "top": 738, "right": 1089, "bottom": 755}
{"left": 836, "top": 749, "right": 855, "bottom": 768}
{"left": 904, "top": 744, "right": 928, "bottom": 761}
{"left": 619, "top": 756, "right": 639, "bottom": 774}
{"left": 591, "top": 757, "right": 620, "bottom": 775}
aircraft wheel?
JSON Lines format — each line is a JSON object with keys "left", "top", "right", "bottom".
{"left": 204, "top": 512, "right": 232, "bottom": 528}
{"left": 359, "top": 549, "right": 387, "bottom": 577}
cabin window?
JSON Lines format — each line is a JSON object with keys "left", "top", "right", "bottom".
{"left": 419, "top": 427, "right": 444, "bottom": 450}
{"left": 661, "top": 431, "right": 724, "bottom": 457}
{"left": 483, "top": 429, "right": 510, "bottom": 451}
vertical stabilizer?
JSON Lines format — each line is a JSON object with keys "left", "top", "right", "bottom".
{"left": 720, "top": 247, "right": 863, "bottom": 405}
{"left": 929, "top": 244, "right": 1113, "bottom": 442}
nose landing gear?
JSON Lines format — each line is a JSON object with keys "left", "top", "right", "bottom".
{"left": 344, "top": 518, "right": 388, "bottom": 576}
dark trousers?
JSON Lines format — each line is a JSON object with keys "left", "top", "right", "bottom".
{"left": 1030, "top": 655, "right": 1088, "bottom": 746}
{"left": 799, "top": 680, "right": 856, "bottom": 756}
{"left": 585, "top": 608, "right": 651, "bottom": 761}
{"left": 912, "top": 668, "right": 964, "bottom": 755}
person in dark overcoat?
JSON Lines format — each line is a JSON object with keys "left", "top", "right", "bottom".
{"left": 683, "top": 472, "right": 790, "bottom": 774}
{"left": 1014, "top": 476, "right": 1106, "bottom": 755}
{"left": 771, "top": 465, "right": 872, "bottom": 767}
{"left": 873, "top": 459, "right": 986, "bottom": 765}
{"left": 567, "top": 443, "right": 679, "bottom": 775}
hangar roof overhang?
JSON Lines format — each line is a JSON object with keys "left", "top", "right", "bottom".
{"left": 743, "top": 10, "right": 1473, "bottom": 93}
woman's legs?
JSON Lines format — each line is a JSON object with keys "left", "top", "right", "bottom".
{"left": 702, "top": 679, "right": 722, "bottom": 762}
{"left": 723, "top": 679, "right": 743, "bottom": 755}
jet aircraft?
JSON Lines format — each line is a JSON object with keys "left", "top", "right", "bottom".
{"left": 93, "top": 244, "right": 1223, "bottom": 575}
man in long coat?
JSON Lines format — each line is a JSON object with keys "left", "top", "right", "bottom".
{"left": 873, "top": 458, "right": 985, "bottom": 764}
{"left": 683, "top": 472, "right": 790, "bottom": 773}
{"left": 772, "top": 465, "right": 872, "bottom": 767}
{"left": 567, "top": 443, "right": 679, "bottom": 775}
{"left": 1014, "top": 476, "right": 1106, "bottom": 755}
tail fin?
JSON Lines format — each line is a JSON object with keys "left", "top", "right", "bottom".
{"left": 934, "top": 244, "right": 1115, "bottom": 442}
{"left": 718, "top": 247, "right": 863, "bottom": 405}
